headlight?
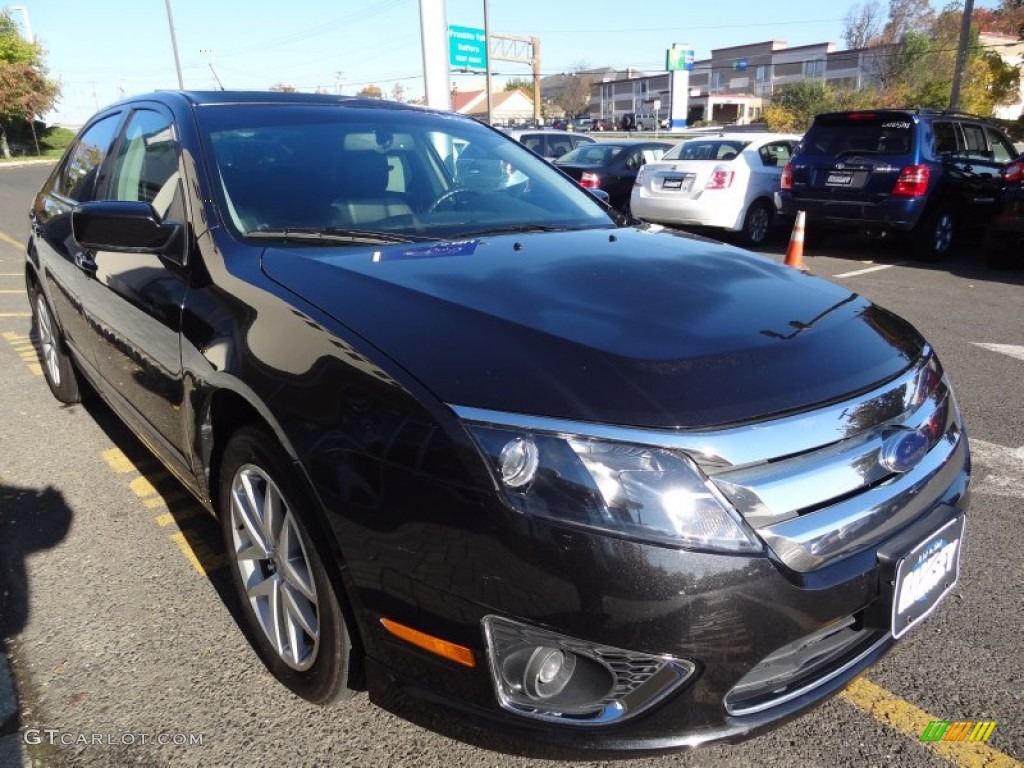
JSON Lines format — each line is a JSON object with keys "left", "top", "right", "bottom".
{"left": 465, "top": 421, "right": 761, "bottom": 554}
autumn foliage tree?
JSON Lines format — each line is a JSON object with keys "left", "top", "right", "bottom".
{"left": 0, "top": 11, "right": 60, "bottom": 158}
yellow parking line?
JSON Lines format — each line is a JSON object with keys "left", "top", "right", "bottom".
{"left": 0, "top": 289, "right": 24, "bottom": 294}
{"left": 0, "top": 312, "right": 30, "bottom": 318}
{"left": 170, "top": 531, "right": 208, "bottom": 576}
{"left": 0, "top": 230, "right": 22, "bottom": 249}
{"left": 101, "top": 447, "right": 137, "bottom": 474}
{"left": 0, "top": 272, "right": 21, "bottom": 276}
{"left": 840, "top": 678, "right": 1022, "bottom": 768}
{"left": 155, "top": 506, "right": 202, "bottom": 527}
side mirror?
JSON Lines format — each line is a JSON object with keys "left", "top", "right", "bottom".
{"left": 72, "top": 201, "right": 183, "bottom": 256}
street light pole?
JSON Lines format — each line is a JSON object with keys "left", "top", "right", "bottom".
{"left": 8, "top": 5, "right": 33, "bottom": 43}
{"left": 164, "top": 0, "right": 185, "bottom": 89}
{"left": 484, "top": 0, "right": 493, "bottom": 125}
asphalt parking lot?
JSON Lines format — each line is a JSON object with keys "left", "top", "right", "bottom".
{"left": 0, "top": 160, "right": 1021, "bottom": 768}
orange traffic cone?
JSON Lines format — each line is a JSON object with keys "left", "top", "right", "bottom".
{"left": 784, "top": 211, "right": 808, "bottom": 271}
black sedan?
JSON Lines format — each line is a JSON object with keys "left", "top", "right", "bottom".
{"left": 553, "top": 139, "right": 673, "bottom": 211}
{"left": 24, "top": 91, "right": 970, "bottom": 758}
{"left": 984, "top": 153, "right": 1024, "bottom": 269}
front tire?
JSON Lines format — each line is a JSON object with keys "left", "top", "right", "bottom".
{"left": 913, "top": 209, "right": 954, "bottom": 261}
{"left": 219, "top": 426, "right": 357, "bottom": 703}
{"left": 29, "top": 284, "right": 83, "bottom": 404}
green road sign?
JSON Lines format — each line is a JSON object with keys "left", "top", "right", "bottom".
{"left": 449, "top": 25, "right": 487, "bottom": 71}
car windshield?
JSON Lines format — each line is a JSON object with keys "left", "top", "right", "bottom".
{"left": 196, "top": 104, "right": 614, "bottom": 241}
{"left": 662, "top": 139, "right": 750, "bottom": 161}
{"left": 556, "top": 144, "right": 625, "bottom": 165}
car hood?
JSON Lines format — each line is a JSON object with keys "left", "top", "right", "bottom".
{"left": 260, "top": 227, "right": 924, "bottom": 428}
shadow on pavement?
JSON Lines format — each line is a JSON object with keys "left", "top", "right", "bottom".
{"left": 0, "top": 481, "right": 73, "bottom": 766}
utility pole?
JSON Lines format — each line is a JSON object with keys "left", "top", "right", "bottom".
{"left": 164, "top": 0, "right": 185, "bottom": 89}
{"left": 532, "top": 36, "right": 541, "bottom": 125}
{"left": 949, "top": 0, "right": 975, "bottom": 112}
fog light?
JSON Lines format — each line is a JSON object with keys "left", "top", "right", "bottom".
{"left": 498, "top": 437, "right": 538, "bottom": 487}
{"left": 523, "top": 647, "right": 576, "bottom": 699}
{"left": 484, "top": 616, "right": 697, "bottom": 725}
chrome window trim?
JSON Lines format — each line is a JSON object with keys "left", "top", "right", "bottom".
{"left": 453, "top": 350, "right": 929, "bottom": 470}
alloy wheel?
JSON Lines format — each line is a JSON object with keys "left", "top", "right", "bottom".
{"left": 35, "top": 294, "right": 61, "bottom": 386}
{"left": 229, "top": 464, "right": 320, "bottom": 671}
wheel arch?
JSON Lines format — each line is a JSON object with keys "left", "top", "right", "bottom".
{"left": 197, "top": 384, "right": 368, "bottom": 684}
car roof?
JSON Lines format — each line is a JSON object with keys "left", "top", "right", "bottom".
{"left": 676, "top": 132, "right": 802, "bottom": 143}
{"left": 101, "top": 89, "right": 443, "bottom": 116}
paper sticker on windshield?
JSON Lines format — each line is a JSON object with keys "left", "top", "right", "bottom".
{"left": 372, "top": 240, "right": 479, "bottom": 263}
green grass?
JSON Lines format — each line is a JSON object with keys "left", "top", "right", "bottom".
{"left": 0, "top": 124, "right": 74, "bottom": 162}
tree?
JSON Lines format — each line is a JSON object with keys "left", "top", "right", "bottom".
{"left": 879, "top": 0, "right": 935, "bottom": 44}
{"left": 269, "top": 83, "right": 297, "bottom": 92}
{"left": 390, "top": 82, "right": 406, "bottom": 102}
{"left": 504, "top": 77, "right": 533, "bottom": 92}
{"left": 763, "top": 80, "right": 874, "bottom": 132}
{"left": 0, "top": 11, "right": 60, "bottom": 158}
{"left": 844, "top": 1, "right": 885, "bottom": 48}
{"left": 973, "top": 0, "right": 1024, "bottom": 38}
{"left": 356, "top": 84, "right": 382, "bottom": 100}
{"left": 553, "top": 63, "right": 595, "bottom": 118}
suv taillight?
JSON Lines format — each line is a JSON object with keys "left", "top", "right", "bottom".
{"left": 892, "top": 165, "right": 930, "bottom": 197}
{"left": 781, "top": 162, "right": 793, "bottom": 190}
{"left": 580, "top": 171, "right": 601, "bottom": 189}
{"left": 1005, "top": 160, "right": 1024, "bottom": 184}
{"left": 706, "top": 167, "right": 734, "bottom": 190}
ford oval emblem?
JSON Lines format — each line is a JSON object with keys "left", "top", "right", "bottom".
{"left": 880, "top": 429, "right": 930, "bottom": 473}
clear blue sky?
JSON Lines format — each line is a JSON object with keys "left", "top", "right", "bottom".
{"left": 9, "top": 0, "right": 1004, "bottom": 125}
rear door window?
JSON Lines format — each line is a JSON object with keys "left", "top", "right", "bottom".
{"left": 961, "top": 123, "right": 989, "bottom": 160}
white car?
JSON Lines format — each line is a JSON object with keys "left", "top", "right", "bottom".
{"left": 630, "top": 132, "right": 802, "bottom": 246}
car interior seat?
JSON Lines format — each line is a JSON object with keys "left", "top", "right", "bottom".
{"left": 332, "top": 150, "right": 412, "bottom": 226}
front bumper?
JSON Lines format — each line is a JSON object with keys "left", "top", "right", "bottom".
{"left": 354, "top": 435, "right": 968, "bottom": 756}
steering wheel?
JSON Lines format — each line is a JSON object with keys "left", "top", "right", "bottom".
{"left": 426, "top": 187, "right": 480, "bottom": 213}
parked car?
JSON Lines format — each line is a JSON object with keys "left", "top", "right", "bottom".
{"left": 26, "top": 90, "right": 970, "bottom": 758}
{"left": 983, "top": 153, "right": 1024, "bottom": 269}
{"left": 621, "top": 111, "right": 659, "bottom": 131}
{"left": 554, "top": 139, "right": 673, "bottom": 211}
{"left": 631, "top": 132, "right": 802, "bottom": 246}
{"left": 591, "top": 118, "right": 616, "bottom": 132}
{"left": 569, "top": 116, "right": 593, "bottom": 132}
{"left": 777, "top": 108, "right": 1018, "bottom": 260}
{"left": 507, "top": 128, "right": 595, "bottom": 161}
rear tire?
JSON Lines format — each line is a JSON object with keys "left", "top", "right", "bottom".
{"left": 913, "top": 209, "right": 954, "bottom": 261}
{"left": 29, "top": 284, "right": 83, "bottom": 404}
{"left": 219, "top": 425, "right": 357, "bottom": 704}
{"left": 739, "top": 200, "right": 773, "bottom": 247}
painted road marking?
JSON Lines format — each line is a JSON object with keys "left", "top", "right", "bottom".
{"left": 0, "top": 313, "right": 30, "bottom": 318}
{"left": 972, "top": 343, "right": 1024, "bottom": 363}
{"left": 840, "top": 678, "right": 1022, "bottom": 768}
{"left": 0, "top": 289, "right": 24, "bottom": 294}
{"left": 0, "top": 272, "right": 22, "bottom": 276}
{"left": 100, "top": 447, "right": 224, "bottom": 576}
{"left": 1, "top": 330, "right": 42, "bottom": 376}
{"left": 834, "top": 262, "right": 908, "bottom": 278}
{"left": 0, "top": 230, "right": 21, "bottom": 249}
{"left": 969, "top": 439, "right": 1024, "bottom": 501}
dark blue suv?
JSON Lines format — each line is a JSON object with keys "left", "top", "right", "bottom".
{"left": 777, "top": 109, "right": 1018, "bottom": 260}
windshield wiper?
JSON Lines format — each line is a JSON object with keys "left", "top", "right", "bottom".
{"left": 244, "top": 227, "right": 432, "bottom": 245}
{"left": 457, "top": 224, "right": 576, "bottom": 238}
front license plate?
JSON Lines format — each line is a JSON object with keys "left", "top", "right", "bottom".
{"left": 891, "top": 516, "right": 964, "bottom": 639}
{"left": 826, "top": 171, "right": 854, "bottom": 186}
